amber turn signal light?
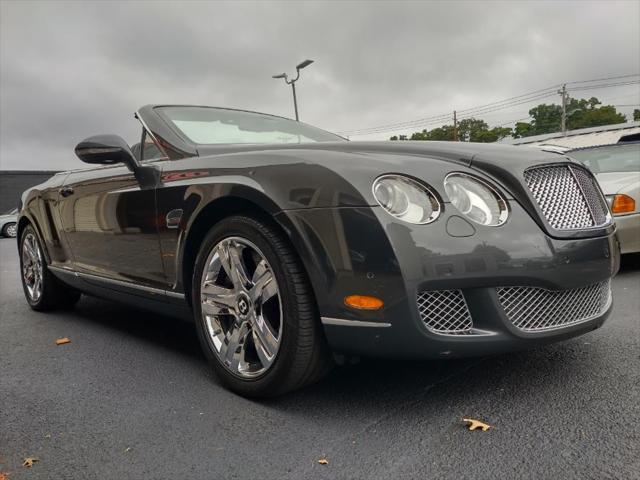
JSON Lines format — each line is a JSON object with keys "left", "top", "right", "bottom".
{"left": 344, "top": 295, "right": 384, "bottom": 310}
{"left": 611, "top": 194, "right": 636, "bottom": 214}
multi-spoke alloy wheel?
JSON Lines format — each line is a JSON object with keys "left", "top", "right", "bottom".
{"left": 192, "top": 216, "right": 331, "bottom": 397}
{"left": 19, "top": 225, "right": 81, "bottom": 311}
{"left": 22, "top": 232, "right": 43, "bottom": 302}
{"left": 200, "top": 236, "right": 282, "bottom": 378}
{"left": 3, "top": 222, "right": 17, "bottom": 238}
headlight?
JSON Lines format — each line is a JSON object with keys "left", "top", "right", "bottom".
{"left": 444, "top": 173, "right": 509, "bottom": 226}
{"left": 372, "top": 175, "right": 441, "bottom": 224}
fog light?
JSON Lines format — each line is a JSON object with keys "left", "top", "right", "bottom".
{"left": 344, "top": 295, "right": 384, "bottom": 310}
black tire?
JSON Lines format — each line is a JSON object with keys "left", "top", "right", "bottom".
{"left": 19, "top": 224, "right": 81, "bottom": 311}
{"left": 2, "top": 222, "right": 17, "bottom": 238}
{"left": 192, "top": 215, "right": 332, "bottom": 397}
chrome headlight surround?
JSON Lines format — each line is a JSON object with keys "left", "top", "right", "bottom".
{"left": 444, "top": 173, "right": 509, "bottom": 226}
{"left": 372, "top": 174, "right": 441, "bottom": 224}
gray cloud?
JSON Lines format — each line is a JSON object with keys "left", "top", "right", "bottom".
{"left": 1, "top": 0, "right": 639, "bottom": 170}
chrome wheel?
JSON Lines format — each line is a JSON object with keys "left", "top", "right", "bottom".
{"left": 22, "top": 232, "right": 43, "bottom": 302}
{"left": 5, "top": 223, "right": 17, "bottom": 238}
{"left": 200, "top": 236, "right": 283, "bottom": 378}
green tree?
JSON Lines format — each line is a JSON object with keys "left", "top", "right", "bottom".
{"left": 512, "top": 96, "right": 626, "bottom": 138}
{"left": 474, "top": 126, "right": 513, "bottom": 143}
{"left": 458, "top": 118, "right": 489, "bottom": 142}
{"left": 634, "top": 109, "right": 640, "bottom": 121}
{"left": 426, "top": 125, "right": 456, "bottom": 141}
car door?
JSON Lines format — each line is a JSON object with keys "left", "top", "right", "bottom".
{"left": 57, "top": 128, "right": 166, "bottom": 291}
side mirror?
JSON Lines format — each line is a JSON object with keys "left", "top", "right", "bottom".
{"left": 74, "top": 135, "right": 139, "bottom": 172}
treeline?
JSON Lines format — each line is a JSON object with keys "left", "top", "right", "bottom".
{"left": 390, "top": 97, "right": 639, "bottom": 142}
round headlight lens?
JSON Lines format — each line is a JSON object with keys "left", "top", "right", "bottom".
{"left": 372, "top": 175, "right": 441, "bottom": 224}
{"left": 444, "top": 174, "right": 508, "bottom": 226}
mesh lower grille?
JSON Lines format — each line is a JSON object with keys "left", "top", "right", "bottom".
{"left": 497, "top": 280, "right": 611, "bottom": 332}
{"left": 417, "top": 289, "right": 473, "bottom": 334}
{"left": 524, "top": 164, "right": 609, "bottom": 230}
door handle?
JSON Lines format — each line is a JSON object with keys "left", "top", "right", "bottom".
{"left": 59, "top": 186, "right": 74, "bottom": 198}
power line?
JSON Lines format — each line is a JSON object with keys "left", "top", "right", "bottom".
{"left": 566, "top": 73, "right": 639, "bottom": 85}
{"left": 339, "top": 74, "right": 640, "bottom": 137}
{"left": 340, "top": 90, "right": 557, "bottom": 136}
{"left": 338, "top": 87, "right": 559, "bottom": 135}
{"left": 571, "top": 80, "right": 640, "bottom": 92}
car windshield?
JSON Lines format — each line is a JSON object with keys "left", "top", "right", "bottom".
{"left": 3, "top": 208, "right": 17, "bottom": 215}
{"left": 569, "top": 144, "right": 640, "bottom": 174}
{"left": 157, "top": 106, "right": 344, "bottom": 145}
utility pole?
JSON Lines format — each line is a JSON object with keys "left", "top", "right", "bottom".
{"left": 453, "top": 110, "right": 459, "bottom": 141}
{"left": 559, "top": 84, "right": 568, "bottom": 136}
{"left": 272, "top": 59, "right": 314, "bottom": 122}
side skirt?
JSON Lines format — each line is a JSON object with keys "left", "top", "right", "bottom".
{"left": 48, "top": 266, "right": 193, "bottom": 321}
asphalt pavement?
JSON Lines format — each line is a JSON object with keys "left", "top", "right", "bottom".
{"left": 1, "top": 238, "right": 639, "bottom": 480}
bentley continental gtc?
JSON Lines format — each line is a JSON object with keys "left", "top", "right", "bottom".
{"left": 17, "top": 105, "right": 620, "bottom": 396}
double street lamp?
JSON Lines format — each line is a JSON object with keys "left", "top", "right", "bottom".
{"left": 272, "top": 59, "right": 314, "bottom": 121}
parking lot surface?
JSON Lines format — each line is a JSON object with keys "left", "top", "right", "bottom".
{"left": 1, "top": 238, "right": 639, "bottom": 480}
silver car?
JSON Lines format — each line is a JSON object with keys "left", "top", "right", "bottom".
{"left": 569, "top": 143, "right": 640, "bottom": 254}
{"left": 0, "top": 208, "right": 18, "bottom": 238}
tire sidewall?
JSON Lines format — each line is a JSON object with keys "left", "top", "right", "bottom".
{"left": 192, "top": 216, "right": 306, "bottom": 396}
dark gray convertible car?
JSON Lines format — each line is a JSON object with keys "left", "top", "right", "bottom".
{"left": 17, "top": 105, "right": 620, "bottom": 396}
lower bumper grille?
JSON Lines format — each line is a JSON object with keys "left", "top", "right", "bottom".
{"left": 417, "top": 289, "right": 473, "bottom": 334}
{"left": 497, "top": 280, "right": 611, "bottom": 332}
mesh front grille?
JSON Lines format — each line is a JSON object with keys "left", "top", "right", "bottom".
{"left": 524, "top": 165, "right": 609, "bottom": 230}
{"left": 571, "top": 167, "right": 609, "bottom": 225}
{"left": 497, "top": 280, "right": 611, "bottom": 332}
{"left": 417, "top": 290, "right": 473, "bottom": 334}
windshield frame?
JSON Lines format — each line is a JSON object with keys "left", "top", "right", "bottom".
{"left": 155, "top": 105, "right": 346, "bottom": 146}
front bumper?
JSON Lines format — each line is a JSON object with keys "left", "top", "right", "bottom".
{"left": 613, "top": 212, "right": 640, "bottom": 254}
{"left": 278, "top": 202, "right": 620, "bottom": 359}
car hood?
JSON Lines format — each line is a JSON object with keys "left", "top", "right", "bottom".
{"left": 197, "top": 140, "right": 560, "bottom": 168}
{"left": 594, "top": 172, "right": 640, "bottom": 195}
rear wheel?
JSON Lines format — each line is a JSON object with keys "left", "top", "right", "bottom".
{"left": 2, "top": 222, "right": 17, "bottom": 238}
{"left": 192, "top": 215, "right": 332, "bottom": 397}
{"left": 20, "top": 225, "right": 81, "bottom": 311}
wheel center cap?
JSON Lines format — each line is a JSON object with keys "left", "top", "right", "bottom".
{"left": 237, "top": 294, "right": 250, "bottom": 316}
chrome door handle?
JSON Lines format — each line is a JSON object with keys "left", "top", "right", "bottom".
{"left": 59, "top": 186, "right": 74, "bottom": 198}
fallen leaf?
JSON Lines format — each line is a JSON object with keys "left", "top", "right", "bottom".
{"left": 0, "top": 472, "right": 10, "bottom": 480}
{"left": 318, "top": 458, "right": 329, "bottom": 465}
{"left": 462, "top": 418, "right": 491, "bottom": 431}
{"left": 55, "top": 337, "right": 71, "bottom": 345}
{"left": 23, "top": 457, "right": 39, "bottom": 468}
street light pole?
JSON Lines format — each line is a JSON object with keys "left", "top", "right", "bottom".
{"left": 291, "top": 81, "right": 299, "bottom": 121}
{"left": 272, "top": 59, "right": 314, "bottom": 121}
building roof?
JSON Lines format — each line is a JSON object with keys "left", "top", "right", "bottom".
{"left": 502, "top": 121, "right": 640, "bottom": 149}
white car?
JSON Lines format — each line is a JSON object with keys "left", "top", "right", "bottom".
{"left": 0, "top": 208, "right": 18, "bottom": 238}
{"left": 569, "top": 143, "right": 640, "bottom": 254}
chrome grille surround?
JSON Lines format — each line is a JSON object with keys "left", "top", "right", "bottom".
{"left": 417, "top": 289, "right": 473, "bottom": 334}
{"left": 497, "top": 280, "right": 611, "bottom": 332}
{"left": 524, "top": 164, "right": 610, "bottom": 230}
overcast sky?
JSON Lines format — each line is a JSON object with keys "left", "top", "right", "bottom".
{"left": 1, "top": 0, "right": 639, "bottom": 170}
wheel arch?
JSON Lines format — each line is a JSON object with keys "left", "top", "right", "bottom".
{"left": 179, "top": 195, "right": 320, "bottom": 309}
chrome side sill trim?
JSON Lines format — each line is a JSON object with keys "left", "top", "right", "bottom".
{"left": 321, "top": 317, "right": 391, "bottom": 328}
{"left": 49, "top": 266, "right": 185, "bottom": 300}
{"left": 166, "top": 290, "right": 186, "bottom": 300}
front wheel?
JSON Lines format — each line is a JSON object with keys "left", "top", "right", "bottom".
{"left": 192, "top": 215, "right": 332, "bottom": 397}
{"left": 20, "top": 225, "right": 81, "bottom": 311}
